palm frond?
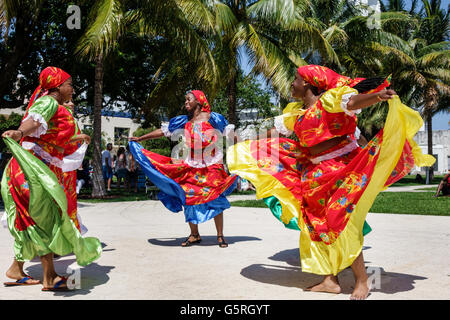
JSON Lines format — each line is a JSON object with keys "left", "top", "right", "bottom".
{"left": 176, "top": 0, "right": 216, "bottom": 35}
{"left": 417, "top": 41, "right": 450, "bottom": 56}
{"left": 214, "top": 2, "right": 238, "bottom": 35}
{"left": 247, "top": 0, "right": 303, "bottom": 28}
{"left": 133, "top": 1, "right": 220, "bottom": 87}
{"left": 422, "top": 67, "right": 450, "bottom": 84}
{"left": 75, "top": 0, "right": 124, "bottom": 59}
{"left": 417, "top": 50, "right": 450, "bottom": 69}
{"left": 369, "top": 42, "right": 416, "bottom": 67}
{"left": 234, "top": 24, "right": 298, "bottom": 97}
{"left": 322, "top": 24, "right": 349, "bottom": 47}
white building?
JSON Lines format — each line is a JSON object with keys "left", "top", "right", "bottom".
{"left": 412, "top": 130, "right": 450, "bottom": 174}
{"left": 0, "top": 107, "right": 144, "bottom": 149}
{"left": 77, "top": 110, "right": 143, "bottom": 148}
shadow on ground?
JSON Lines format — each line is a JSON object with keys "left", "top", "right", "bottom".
{"left": 147, "top": 236, "right": 261, "bottom": 247}
{"left": 25, "top": 258, "right": 114, "bottom": 297}
{"left": 240, "top": 248, "right": 427, "bottom": 297}
{"left": 25, "top": 242, "right": 114, "bottom": 296}
{"left": 76, "top": 202, "right": 95, "bottom": 208}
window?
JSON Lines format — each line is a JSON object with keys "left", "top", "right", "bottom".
{"left": 114, "top": 127, "right": 130, "bottom": 146}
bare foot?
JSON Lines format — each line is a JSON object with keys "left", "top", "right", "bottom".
{"left": 6, "top": 267, "right": 40, "bottom": 285}
{"left": 305, "top": 276, "right": 341, "bottom": 294}
{"left": 350, "top": 279, "right": 370, "bottom": 300}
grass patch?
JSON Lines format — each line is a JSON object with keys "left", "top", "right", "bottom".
{"left": 231, "top": 200, "right": 266, "bottom": 208}
{"left": 369, "top": 192, "right": 449, "bottom": 215}
{"left": 415, "top": 187, "right": 439, "bottom": 191}
{"left": 230, "top": 189, "right": 256, "bottom": 195}
{"left": 77, "top": 188, "right": 155, "bottom": 203}
{"left": 78, "top": 193, "right": 151, "bottom": 203}
{"left": 231, "top": 192, "right": 450, "bottom": 216}
{"left": 390, "top": 175, "right": 443, "bottom": 187}
{"left": 77, "top": 186, "right": 256, "bottom": 203}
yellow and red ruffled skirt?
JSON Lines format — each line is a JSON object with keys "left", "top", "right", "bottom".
{"left": 227, "top": 97, "right": 435, "bottom": 275}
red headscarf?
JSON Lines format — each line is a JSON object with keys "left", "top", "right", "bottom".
{"left": 190, "top": 90, "right": 211, "bottom": 113}
{"left": 297, "top": 65, "right": 390, "bottom": 93}
{"left": 27, "top": 66, "right": 71, "bottom": 110}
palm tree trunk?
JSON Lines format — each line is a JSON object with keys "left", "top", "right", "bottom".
{"left": 424, "top": 87, "right": 437, "bottom": 185}
{"left": 91, "top": 54, "right": 107, "bottom": 198}
{"left": 227, "top": 71, "right": 238, "bottom": 126}
{"left": 426, "top": 113, "right": 434, "bottom": 184}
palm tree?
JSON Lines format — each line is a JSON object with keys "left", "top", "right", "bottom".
{"left": 207, "top": 0, "right": 339, "bottom": 124}
{"left": 369, "top": 0, "right": 449, "bottom": 182}
{"left": 90, "top": 53, "right": 106, "bottom": 197}
{"left": 290, "top": 1, "right": 418, "bottom": 139}
{"left": 0, "top": 0, "right": 46, "bottom": 108}
{"left": 76, "top": 0, "right": 219, "bottom": 196}
{"left": 415, "top": 0, "right": 449, "bottom": 181}
{"left": 75, "top": 0, "right": 124, "bottom": 197}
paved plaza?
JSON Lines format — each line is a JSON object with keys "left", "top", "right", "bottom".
{"left": 0, "top": 187, "right": 449, "bottom": 300}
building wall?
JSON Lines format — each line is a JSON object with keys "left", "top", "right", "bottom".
{"left": 412, "top": 130, "right": 450, "bottom": 174}
{"left": 78, "top": 115, "right": 143, "bottom": 148}
{"left": 0, "top": 108, "right": 144, "bottom": 149}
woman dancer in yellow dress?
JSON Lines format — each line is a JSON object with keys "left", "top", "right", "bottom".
{"left": 227, "top": 65, "right": 435, "bottom": 299}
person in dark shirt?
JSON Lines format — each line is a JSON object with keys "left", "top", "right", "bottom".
{"left": 434, "top": 171, "right": 450, "bottom": 197}
{"left": 76, "top": 159, "right": 91, "bottom": 194}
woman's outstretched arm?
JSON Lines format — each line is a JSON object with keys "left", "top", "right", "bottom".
{"left": 347, "top": 89, "right": 397, "bottom": 111}
{"left": 128, "top": 128, "right": 165, "bottom": 142}
{"left": 1, "top": 118, "right": 41, "bottom": 141}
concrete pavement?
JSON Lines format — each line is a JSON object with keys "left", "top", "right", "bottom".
{"left": 0, "top": 196, "right": 449, "bottom": 300}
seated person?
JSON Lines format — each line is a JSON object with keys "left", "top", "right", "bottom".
{"left": 435, "top": 171, "right": 450, "bottom": 197}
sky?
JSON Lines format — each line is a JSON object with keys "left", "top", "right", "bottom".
{"left": 237, "top": 1, "right": 450, "bottom": 131}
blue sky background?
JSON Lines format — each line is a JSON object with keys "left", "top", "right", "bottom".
{"left": 238, "top": 0, "right": 449, "bottom": 130}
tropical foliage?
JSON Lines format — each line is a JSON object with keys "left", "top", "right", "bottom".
{"left": 0, "top": 0, "right": 448, "bottom": 194}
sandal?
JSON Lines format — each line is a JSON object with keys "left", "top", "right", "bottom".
{"left": 4, "top": 275, "right": 40, "bottom": 286}
{"left": 217, "top": 235, "right": 228, "bottom": 248}
{"left": 181, "top": 234, "right": 201, "bottom": 247}
{"left": 41, "top": 276, "right": 70, "bottom": 292}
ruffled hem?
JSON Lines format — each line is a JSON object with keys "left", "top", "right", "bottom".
{"left": 22, "top": 113, "right": 48, "bottom": 138}
{"left": 274, "top": 115, "right": 293, "bottom": 136}
{"left": 62, "top": 143, "right": 88, "bottom": 172}
{"left": 223, "top": 124, "right": 236, "bottom": 136}
{"left": 161, "top": 122, "right": 171, "bottom": 137}
{"left": 341, "top": 92, "right": 361, "bottom": 116}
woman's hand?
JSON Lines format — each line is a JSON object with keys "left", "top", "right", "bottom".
{"left": 1, "top": 130, "right": 23, "bottom": 142}
{"left": 128, "top": 136, "right": 141, "bottom": 142}
{"left": 377, "top": 89, "right": 397, "bottom": 101}
{"left": 71, "top": 133, "right": 91, "bottom": 144}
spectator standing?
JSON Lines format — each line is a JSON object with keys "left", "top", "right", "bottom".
{"left": 115, "top": 147, "right": 128, "bottom": 190}
{"left": 126, "top": 144, "right": 139, "bottom": 193}
{"left": 102, "top": 143, "right": 113, "bottom": 192}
